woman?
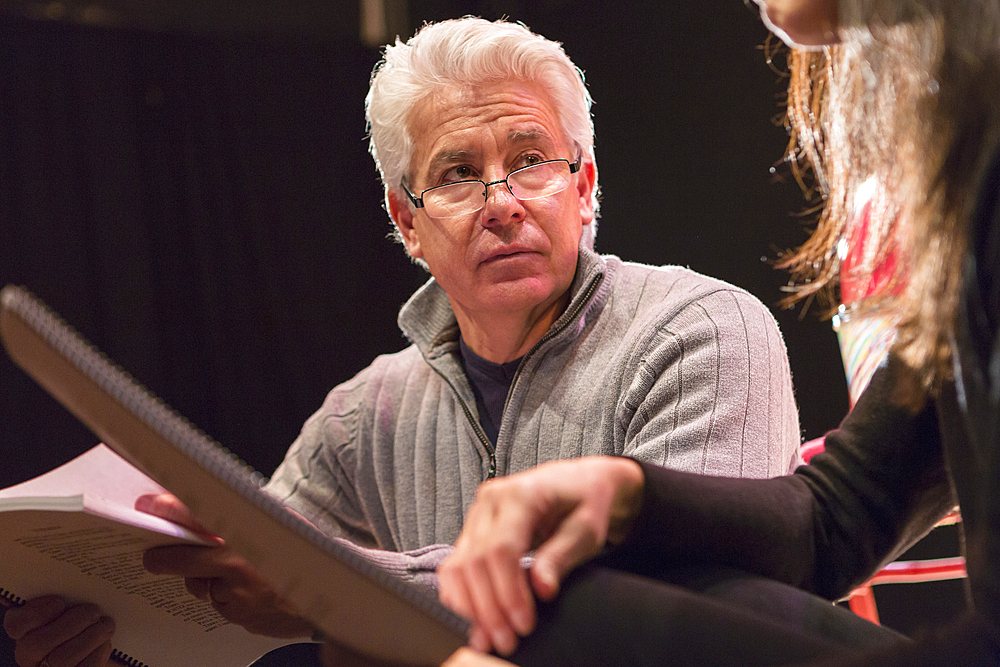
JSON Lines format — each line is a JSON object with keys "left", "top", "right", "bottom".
{"left": 434, "top": 1, "right": 1000, "bottom": 665}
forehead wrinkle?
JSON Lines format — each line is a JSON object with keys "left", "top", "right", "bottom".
{"left": 506, "top": 127, "right": 556, "bottom": 149}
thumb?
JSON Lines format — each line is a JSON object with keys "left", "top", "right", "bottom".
{"left": 135, "top": 493, "right": 216, "bottom": 538}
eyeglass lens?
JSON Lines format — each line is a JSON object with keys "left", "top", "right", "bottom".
{"left": 423, "top": 160, "right": 571, "bottom": 218}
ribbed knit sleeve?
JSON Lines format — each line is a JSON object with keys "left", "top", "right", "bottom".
{"left": 619, "top": 287, "right": 800, "bottom": 479}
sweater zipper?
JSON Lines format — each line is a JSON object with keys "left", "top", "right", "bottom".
{"left": 491, "top": 272, "right": 605, "bottom": 479}
{"left": 435, "top": 272, "right": 605, "bottom": 480}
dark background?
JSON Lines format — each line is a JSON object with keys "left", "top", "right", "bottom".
{"left": 0, "top": 0, "right": 963, "bottom": 661}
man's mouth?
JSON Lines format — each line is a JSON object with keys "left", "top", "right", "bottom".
{"left": 483, "top": 247, "right": 534, "bottom": 264}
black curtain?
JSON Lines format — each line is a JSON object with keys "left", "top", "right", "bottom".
{"left": 0, "top": 14, "right": 427, "bottom": 487}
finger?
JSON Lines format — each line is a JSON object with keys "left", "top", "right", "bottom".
{"left": 45, "top": 615, "right": 115, "bottom": 667}
{"left": 11, "top": 604, "right": 105, "bottom": 667}
{"left": 443, "top": 647, "right": 519, "bottom": 667}
{"left": 142, "top": 544, "right": 229, "bottom": 577}
{"left": 437, "top": 560, "right": 476, "bottom": 621}
{"left": 449, "top": 481, "right": 543, "bottom": 645}
{"left": 438, "top": 486, "right": 502, "bottom": 622}
{"left": 438, "top": 566, "right": 502, "bottom": 655}
{"left": 440, "top": 540, "right": 508, "bottom": 654}
{"left": 182, "top": 570, "right": 313, "bottom": 638}
{"left": 185, "top": 577, "right": 212, "bottom": 601}
{"left": 529, "top": 507, "right": 605, "bottom": 601}
{"left": 205, "top": 577, "right": 235, "bottom": 608}
{"left": 471, "top": 491, "right": 545, "bottom": 635}
{"left": 438, "top": 559, "right": 497, "bottom": 651}
{"left": 135, "top": 494, "right": 223, "bottom": 544}
{"left": 439, "top": 557, "right": 514, "bottom": 654}
{"left": 135, "top": 494, "right": 199, "bottom": 528}
{"left": 3, "top": 596, "right": 66, "bottom": 640}
{"left": 446, "top": 514, "right": 527, "bottom": 654}
{"left": 466, "top": 624, "right": 493, "bottom": 655}
{"left": 483, "top": 543, "right": 536, "bottom": 638}
{"left": 80, "top": 639, "right": 114, "bottom": 667}
{"left": 462, "top": 556, "right": 518, "bottom": 656}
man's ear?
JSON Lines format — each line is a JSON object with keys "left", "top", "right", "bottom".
{"left": 576, "top": 159, "right": 597, "bottom": 226}
{"left": 387, "top": 189, "right": 423, "bottom": 259}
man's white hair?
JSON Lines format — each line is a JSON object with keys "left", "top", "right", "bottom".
{"left": 365, "top": 17, "right": 599, "bottom": 248}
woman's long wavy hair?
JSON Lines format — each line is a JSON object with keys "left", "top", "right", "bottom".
{"left": 775, "top": 1, "right": 1000, "bottom": 399}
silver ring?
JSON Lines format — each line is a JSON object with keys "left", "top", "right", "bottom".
{"left": 206, "top": 577, "right": 226, "bottom": 606}
{"left": 39, "top": 660, "right": 51, "bottom": 667}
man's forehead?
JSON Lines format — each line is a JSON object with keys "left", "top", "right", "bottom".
{"left": 406, "top": 81, "right": 566, "bottom": 169}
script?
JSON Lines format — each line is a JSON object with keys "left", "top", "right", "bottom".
{"left": 0, "top": 444, "right": 296, "bottom": 666}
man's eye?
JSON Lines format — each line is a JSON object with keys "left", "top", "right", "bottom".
{"left": 518, "top": 154, "right": 544, "bottom": 169}
{"left": 443, "top": 165, "right": 476, "bottom": 182}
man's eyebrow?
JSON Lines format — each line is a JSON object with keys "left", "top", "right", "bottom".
{"left": 418, "top": 129, "right": 558, "bottom": 184}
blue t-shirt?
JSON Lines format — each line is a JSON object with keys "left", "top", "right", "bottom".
{"left": 459, "top": 337, "right": 522, "bottom": 445}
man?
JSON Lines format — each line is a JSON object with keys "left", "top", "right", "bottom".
{"left": 259, "top": 16, "right": 801, "bottom": 556}
{"left": 3, "top": 17, "right": 801, "bottom": 667}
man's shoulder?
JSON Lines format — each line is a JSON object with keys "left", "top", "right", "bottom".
{"left": 606, "top": 257, "right": 761, "bottom": 309}
{"left": 322, "top": 343, "right": 430, "bottom": 403}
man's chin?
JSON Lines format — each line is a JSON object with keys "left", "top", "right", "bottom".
{"left": 478, "top": 278, "right": 565, "bottom": 316}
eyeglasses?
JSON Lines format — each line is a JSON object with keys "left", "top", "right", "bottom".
{"left": 402, "top": 151, "right": 582, "bottom": 219}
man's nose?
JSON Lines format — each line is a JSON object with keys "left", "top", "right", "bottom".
{"left": 481, "top": 178, "right": 524, "bottom": 225}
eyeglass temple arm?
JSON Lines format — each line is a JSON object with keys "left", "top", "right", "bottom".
{"left": 400, "top": 182, "right": 425, "bottom": 209}
{"left": 569, "top": 149, "right": 582, "bottom": 174}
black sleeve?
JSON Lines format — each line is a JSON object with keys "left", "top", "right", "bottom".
{"left": 606, "top": 354, "right": 954, "bottom": 601}
{"left": 963, "top": 138, "right": 1000, "bottom": 374}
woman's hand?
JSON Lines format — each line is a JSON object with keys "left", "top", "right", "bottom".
{"left": 436, "top": 457, "right": 644, "bottom": 656}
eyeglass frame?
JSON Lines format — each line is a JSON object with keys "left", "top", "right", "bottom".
{"left": 400, "top": 149, "right": 583, "bottom": 218}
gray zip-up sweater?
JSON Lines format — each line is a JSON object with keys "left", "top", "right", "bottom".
{"left": 266, "top": 249, "right": 801, "bottom": 554}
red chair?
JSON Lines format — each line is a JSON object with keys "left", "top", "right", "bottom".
{"left": 801, "top": 438, "right": 965, "bottom": 624}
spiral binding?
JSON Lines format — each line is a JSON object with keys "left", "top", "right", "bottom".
{"left": 110, "top": 648, "right": 147, "bottom": 667}
{"left": 0, "top": 285, "right": 470, "bottom": 640}
{"left": 0, "top": 587, "right": 25, "bottom": 607}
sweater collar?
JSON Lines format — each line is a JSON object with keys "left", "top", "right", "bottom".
{"left": 398, "top": 246, "right": 609, "bottom": 359}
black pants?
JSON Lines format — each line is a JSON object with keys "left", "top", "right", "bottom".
{"left": 507, "top": 565, "right": 905, "bottom": 667}
{"left": 250, "top": 566, "right": 904, "bottom": 667}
